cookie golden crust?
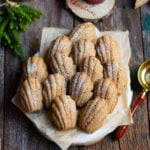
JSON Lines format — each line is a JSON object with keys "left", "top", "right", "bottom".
{"left": 43, "top": 73, "right": 66, "bottom": 108}
{"left": 94, "top": 78, "right": 118, "bottom": 113}
{"left": 104, "top": 61, "right": 128, "bottom": 95}
{"left": 69, "top": 72, "right": 93, "bottom": 107}
{"left": 48, "top": 36, "right": 72, "bottom": 57}
{"left": 96, "top": 35, "right": 121, "bottom": 65}
{"left": 69, "top": 22, "right": 96, "bottom": 42}
{"left": 23, "top": 56, "right": 48, "bottom": 83}
{"left": 51, "top": 95, "right": 77, "bottom": 130}
{"left": 18, "top": 77, "right": 43, "bottom": 113}
{"left": 73, "top": 39, "right": 96, "bottom": 66}
{"left": 50, "top": 53, "right": 76, "bottom": 80}
{"left": 80, "top": 56, "right": 103, "bottom": 83}
{"left": 78, "top": 97, "right": 109, "bottom": 133}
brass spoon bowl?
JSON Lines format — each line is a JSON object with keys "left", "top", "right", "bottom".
{"left": 138, "top": 59, "right": 150, "bottom": 92}
{"left": 115, "top": 59, "right": 150, "bottom": 140}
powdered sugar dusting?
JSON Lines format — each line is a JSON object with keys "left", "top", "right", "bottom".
{"left": 100, "top": 43, "right": 106, "bottom": 53}
{"left": 11, "top": 27, "right": 133, "bottom": 150}
{"left": 70, "top": 26, "right": 85, "bottom": 41}
{"left": 27, "top": 64, "right": 38, "bottom": 74}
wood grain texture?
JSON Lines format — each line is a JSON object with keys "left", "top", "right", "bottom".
{"left": 99, "top": 0, "right": 150, "bottom": 150}
{"left": 0, "top": 46, "right": 4, "bottom": 150}
{"left": 140, "top": 4, "right": 150, "bottom": 150}
{"left": 106, "top": 1, "right": 149, "bottom": 150}
{"left": 141, "top": 5, "right": 150, "bottom": 58}
{"left": 0, "top": 2, "right": 4, "bottom": 150}
{"left": 2, "top": 0, "right": 150, "bottom": 150}
{"left": 3, "top": 0, "right": 74, "bottom": 150}
{"left": 141, "top": 4, "right": 150, "bottom": 126}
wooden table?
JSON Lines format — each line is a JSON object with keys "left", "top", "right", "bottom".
{"left": 0, "top": 0, "right": 150, "bottom": 150}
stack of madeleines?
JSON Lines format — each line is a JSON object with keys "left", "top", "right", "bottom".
{"left": 18, "top": 22, "right": 128, "bottom": 133}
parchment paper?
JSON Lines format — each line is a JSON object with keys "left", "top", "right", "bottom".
{"left": 12, "top": 27, "right": 133, "bottom": 150}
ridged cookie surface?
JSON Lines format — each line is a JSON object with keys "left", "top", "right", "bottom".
{"left": 51, "top": 95, "right": 77, "bottom": 130}
{"left": 43, "top": 73, "right": 66, "bottom": 108}
{"left": 23, "top": 56, "right": 48, "bottom": 83}
{"left": 18, "top": 77, "right": 43, "bottom": 113}
{"left": 50, "top": 53, "right": 76, "bottom": 80}
{"left": 80, "top": 56, "right": 103, "bottom": 83}
{"left": 94, "top": 78, "right": 118, "bottom": 113}
{"left": 48, "top": 36, "right": 72, "bottom": 57}
{"left": 104, "top": 60, "right": 128, "bottom": 95}
{"left": 69, "top": 22, "right": 96, "bottom": 42}
{"left": 78, "top": 97, "right": 108, "bottom": 133}
{"left": 96, "top": 35, "right": 121, "bottom": 65}
{"left": 73, "top": 39, "right": 96, "bottom": 66}
{"left": 69, "top": 72, "right": 93, "bottom": 107}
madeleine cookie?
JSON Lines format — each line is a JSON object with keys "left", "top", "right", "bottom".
{"left": 43, "top": 73, "right": 66, "bottom": 108}
{"left": 69, "top": 72, "right": 93, "bottom": 107}
{"left": 73, "top": 39, "right": 96, "bottom": 66}
{"left": 23, "top": 56, "right": 48, "bottom": 83}
{"left": 78, "top": 97, "right": 109, "bottom": 133}
{"left": 80, "top": 56, "right": 103, "bottom": 83}
{"left": 104, "top": 61, "right": 128, "bottom": 95}
{"left": 94, "top": 78, "right": 118, "bottom": 113}
{"left": 96, "top": 35, "right": 121, "bottom": 65}
{"left": 18, "top": 77, "right": 43, "bottom": 113}
{"left": 48, "top": 36, "right": 72, "bottom": 57}
{"left": 50, "top": 53, "right": 76, "bottom": 80}
{"left": 51, "top": 95, "right": 77, "bottom": 130}
{"left": 69, "top": 22, "right": 96, "bottom": 42}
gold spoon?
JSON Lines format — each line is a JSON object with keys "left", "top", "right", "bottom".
{"left": 115, "top": 59, "right": 150, "bottom": 140}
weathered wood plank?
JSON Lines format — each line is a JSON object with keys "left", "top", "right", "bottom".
{"left": 100, "top": 0, "right": 149, "bottom": 150}
{"left": 95, "top": 135, "right": 120, "bottom": 150}
{"left": 3, "top": 0, "right": 150, "bottom": 150}
{"left": 141, "top": 3, "right": 150, "bottom": 120}
{"left": 0, "top": 0, "right": 4, "bottom": 148}
{"left": 140, "top": 4, "right": 150, "bottom": 150}
{"left": 141, "top": 5, "right": 150, "bottom": 59}
{"left": 3, "top": 0, "right": 74, "bottom": 150}
{"left": 4, "top": 1, "right": 52, "bottom": 149}
{"left": 0, "top": 46, "right": 4, "bottom": 150}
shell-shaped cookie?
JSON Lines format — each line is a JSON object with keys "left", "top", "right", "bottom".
{"left": 50, "top": 53, "right": 76, "bottom": 80}
{"left": 51, "top": 95, "right": 77, "bottom": 130}
{"left": 48, "top": 36, "right": 72, "bottom": 57}
{"left": 69, "top": 22, "right": 96, "bottom": 42}
{"left": 80, "top": 56, "right": 103, "bottom": 83}
{"left": 73, "top": 39, "right": 96, "bottom": 66}
{"left": 104, "top": 61, "right": 128, "bottom": 95}
{"left": 43, "top": 73, "right": 66, "bottom": 108}
{"left": 69, "top": 72, "right": 93, "bottom": 107}
{"left": 78, "top": 97, "right": 109, "bottom": 133}
{"left": 94, "top": 78, "right": 118, "bottom": 113}
{"left": 23, "top": 56, "right": 48, "bottom": 83}
{"left": 18, "top": 77, "right": 43, "bottom": 113}
{"left": 96, "top": 35, "right": 121, "bottom": 65}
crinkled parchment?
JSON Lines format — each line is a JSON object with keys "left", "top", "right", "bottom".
{"left": 12, "top": 27, "right": 133, "bottom": 150}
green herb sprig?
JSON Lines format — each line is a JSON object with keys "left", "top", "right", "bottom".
{"left": 0, "top": 0, "right": 43, "bottom": 61}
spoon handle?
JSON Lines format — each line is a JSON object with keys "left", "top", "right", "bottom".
{"left": 115, "top": 91, "right": 146, "bottom": 140}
